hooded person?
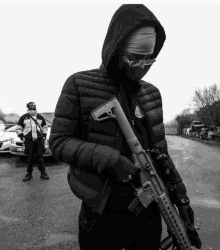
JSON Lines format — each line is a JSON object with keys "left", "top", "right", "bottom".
{"left": 49, "top": 4, "right": 201, "bottom": 250}
{"left": 16, "top": 102, "right": 50, "bottom": 181}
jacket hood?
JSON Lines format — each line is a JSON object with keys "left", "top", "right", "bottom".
{"left": 100, "top": 4, "right": 166, "bottom": 77}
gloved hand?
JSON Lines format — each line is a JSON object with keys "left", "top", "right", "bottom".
{"left": 168, "top": 182, "right": 202, "bottom": 249}
{"left": 177, "top": 202, "right": 194, "bottom": 225}
{"left": 178, "top": 204, "right": 202, "bottom": 249}
{"left": 18, "top": 133, "right": 24, "bottom": 141}
{"left": 112, "top": 155, "right": 141, "bottom": 186}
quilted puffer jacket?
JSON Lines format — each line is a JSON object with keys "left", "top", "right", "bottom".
{"left": 49, "top": 4, "right": 188, "bottom": 213}
{"left": 16, "top": 112, "right": 48, "bottom": 140}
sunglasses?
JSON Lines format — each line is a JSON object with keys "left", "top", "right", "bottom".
{"left": 123, "top": 55, "right": 156, "bottom": 67}
{"left": 28, "top": 106, "right": 36, "bottom": 110}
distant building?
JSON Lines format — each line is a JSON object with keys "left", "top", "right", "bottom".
{"left": 165, "top": 126, "right": 178, "bottom": 135}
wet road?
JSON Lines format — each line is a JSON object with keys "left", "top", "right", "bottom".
{"left": 0, "top": 135, "right": 219, "bottom": 249}
{"left": 0, "top": 156, "right": 81, "bottom": 250}
{"left": 167, "top": 135, "right": 220, "bottom": 250}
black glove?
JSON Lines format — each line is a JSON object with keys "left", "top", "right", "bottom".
{"left": 18, "top": 133, "right": 24, "bottom": 141}
{"left": 111, "top": 155, "right": 141, "bottom": 185}
{"left": 167, "top": 180, "right": 202, "bottom": 248}
{"left": 178, "top": 203, "right": 194, "bottom": 225}
{"left": 43, "top": 133, "right": 47, "bottom": 139}
{"left": 177, "top": 204, "right": 202, "bottom": 249}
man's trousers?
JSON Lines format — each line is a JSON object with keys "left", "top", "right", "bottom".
{"left": 78, "top": 202, "right": 162, "bottom": 250}
{"left": 24, "top": 138, "right": 46, "bottom": 173}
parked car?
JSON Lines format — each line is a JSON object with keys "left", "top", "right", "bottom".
{"left": 0, "top": 125, "right": 18, "bottom": 153}
{"left": 191, "top": 131, "right": 196, "bottom": 137}
{"left": 195, "top": 128, "right": 202, "bottom": 138}
{"left": 182, "top": 127, "right": 188, "bottom": 136}
{"left": 200, "top": 127, "right": 209, "bottom": 140}
{"left": 206, "top": 127, "right": 217, "bottom": 140}
{"left": 190, "top": 120, "right": 205, "bottom": 133}
{"left": 185, "top": 128, "right": 192, "bottom": 137}
{"left": 210, "top": 127, "right": 220, "bottom": 141}
{"left": 9, "top": 119, "right": 53, "bottom": 158}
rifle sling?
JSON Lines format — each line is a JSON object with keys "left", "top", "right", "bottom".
{"left": 29, "top": 114, "right": 44, "bottom": 136}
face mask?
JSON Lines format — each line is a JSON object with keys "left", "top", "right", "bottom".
{"left": 28, "top": 109, "right": 37, "bottom": 116}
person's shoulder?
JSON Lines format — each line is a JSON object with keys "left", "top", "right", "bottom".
{"left": 139, "top": 80, "right": 163, "bottom": 102}
{"left": 63, "top": 68, "right": 100, "bottom": 90}
{"left": 140, "top": 80, "right": 156, "bottom": 89}
{"left": 20, "top": 113, "right": 29, "bottom": 119}
{"left": 17, "top": 113, "right": 29, "bottom": 124}
{"left": 37, "top": 113, "right": 45, "bottom": 120}
{"left": 140, "top": 80, "right": 161, "bottom": 93}
{"left": 67, "top": 69, "right": 98, "bottom": 80}
{"left": 72, "top": 68, "right": 101, "bottom": 83}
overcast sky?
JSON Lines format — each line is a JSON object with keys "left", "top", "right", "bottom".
{"left": 0, "top": 0, "right": 220, "bottom": 123}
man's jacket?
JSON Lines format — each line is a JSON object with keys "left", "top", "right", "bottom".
{"left": 16, "top": 113, "right": 48, "bottom": 140}
{"left": 49, "top": 4, "right": 187, "bottom": 212}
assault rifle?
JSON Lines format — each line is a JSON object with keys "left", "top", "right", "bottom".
{"left": 91, "top": 97, "right": 201, "bottom": 250}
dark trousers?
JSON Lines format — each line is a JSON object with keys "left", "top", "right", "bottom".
{"left": 78, "top": 202, "right": 162, "bottom": 250}
{"left": 24, "top": 137, "right": 46, "bottom": 174}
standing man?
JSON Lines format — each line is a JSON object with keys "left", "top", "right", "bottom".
{"left": 16, "top": 102, "right": 50, "bottom": 182}
{"left": 49, "top": 4, "right": 201, "bottom": 250}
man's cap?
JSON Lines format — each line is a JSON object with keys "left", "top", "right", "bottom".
{"left": 27, "top": 102, "right": 36, "bottom": 109}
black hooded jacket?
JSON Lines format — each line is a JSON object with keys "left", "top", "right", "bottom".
{"left": 49, "top": 4, "right": 187, "bottom": 213}
{"left": 101, "top": 4, "right": 165, "bottom": 80}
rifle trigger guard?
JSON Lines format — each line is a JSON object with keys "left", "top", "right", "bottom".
{"left": 142, "top": 181, "right": 151, "bottom": 191}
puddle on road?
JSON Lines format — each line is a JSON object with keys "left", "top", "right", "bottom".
{"left": 0, "top": 214, "right": 23, "bottom": 223}
{"left": 45, "top": 233, "right": 78, "bottom": 246}
{"left": 191, "top": 197, "right": 220, "bottom": 209}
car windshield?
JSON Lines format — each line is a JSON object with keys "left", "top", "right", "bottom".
{"left": 4, "top": 125, "right": 17, "bottom": 132}
{"left": 193, "top": 122, "right": 204, "bottom": 125}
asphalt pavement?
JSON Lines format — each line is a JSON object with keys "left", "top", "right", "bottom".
{"left": 0, "top": 135, "right": 219, "bottom": 249}
{"left": 167, "top": 135, "right": 220, "bottom": 250}
{"left": 0, "top": 155, "right": 81, "bottom": 250}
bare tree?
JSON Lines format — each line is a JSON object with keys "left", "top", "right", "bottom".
{"left": 4, "top": 112, "right": 20, "bottom": 124}
{"left": 0, "top": 108, "right": 6, "bottom": 123}
{"left": 192, "top": 84, "right": 220, "bottom": 126}
{"left": 181, "top": 108, "right": 191, "bottom": 116}
{"left": 193, "top": 84, "right": 220, "bottom": 109}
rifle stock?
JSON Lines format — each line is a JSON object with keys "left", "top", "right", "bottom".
{"left": 91, "top": 97, "right": 193, "bottom": 250}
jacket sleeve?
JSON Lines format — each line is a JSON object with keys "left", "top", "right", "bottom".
{"left": 142, "top": 82, "right": 189, "bottom": 205}
{"left": 155, "top": 130, "right": 189, "bottom": 206}
{"left": 49, "top": 75, "right": 120, "bottom": 174}
{"left": 16, "top": 115, "right": 24, "bottom": 136}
